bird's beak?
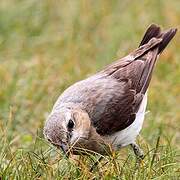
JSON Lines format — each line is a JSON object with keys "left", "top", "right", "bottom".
{"left": 60, "top": 142, "right": 69, "bottom": 157}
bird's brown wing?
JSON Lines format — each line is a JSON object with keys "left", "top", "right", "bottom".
{"left": 55, "top": 25, "right": 176, "bottom": 136}
{"left": 93, "top": 25, "right": 177, "bottom": 135}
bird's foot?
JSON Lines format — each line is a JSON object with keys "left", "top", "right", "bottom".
{"left": 131, "top": 142, "right": 145, "bottom": 160}
{"left": 131, "top": 142, "right": 145, "bottom": 172}
{"left": 90, "top": 156, "right": 103, "bottom": 172}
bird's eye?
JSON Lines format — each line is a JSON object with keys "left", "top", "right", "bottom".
{"left": 47, "top": 138, "right": 51, "bottom": 142}
{"left": 67, "top": 119, "right": 74, "bottom": 129}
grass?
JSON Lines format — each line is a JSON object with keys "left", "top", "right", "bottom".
{"left": 0, "top": 0, "right": 179, "bottom": 179}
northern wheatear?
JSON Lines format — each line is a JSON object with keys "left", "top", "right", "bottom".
{"left": 44, "top": 24, "right": 177, "bottom": 159}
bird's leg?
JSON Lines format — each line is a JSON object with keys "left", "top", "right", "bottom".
{"left": 90, "top": 156, "right": 103, "bottom": 172}
{"left": 131, "top": 143, "right": 144, "bottom": 160}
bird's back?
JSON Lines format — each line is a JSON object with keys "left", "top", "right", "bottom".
{"left": 53, "top": 24, "right": 177, "bottom": 136}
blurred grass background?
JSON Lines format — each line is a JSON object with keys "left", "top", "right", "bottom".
{"left": 0, "top": 0, "right": 179, "bottom": 179}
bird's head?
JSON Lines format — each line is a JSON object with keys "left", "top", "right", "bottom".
{"left": 43, "top": 108, "right": 91, "bottom": 155}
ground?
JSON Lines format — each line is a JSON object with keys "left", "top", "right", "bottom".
{"left": 0, "top": 0, "right": 179, "bottom": 179}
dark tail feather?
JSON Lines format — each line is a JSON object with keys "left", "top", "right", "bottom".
{"left": 139, "top": 24, "right": 161, "bottom": 47}
{"left": 139, "top": 24, "right": 177, "bottom": 54}
{"left": 140, "top": 48, "right": 159, "bottom": 94}
{"left": 138, "top": 25, "right": 177, "bottom": 95}
{"left": 158, "top": 28, "right": 177, "bottom": 54}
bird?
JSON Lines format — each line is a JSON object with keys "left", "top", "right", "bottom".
{"left": 43, "top": 24, "right": 177, "bottom": 160}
